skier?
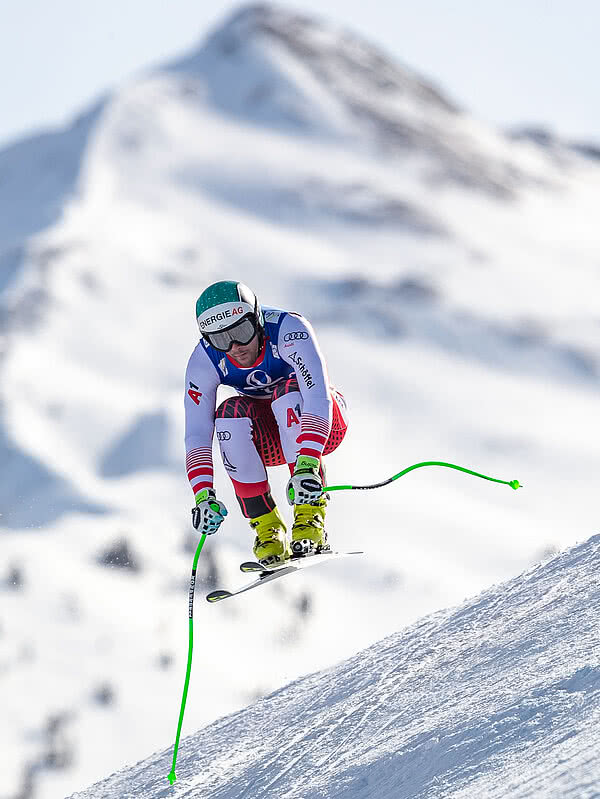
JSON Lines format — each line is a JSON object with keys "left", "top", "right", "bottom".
{"left": 185, "top": 280, "right": 348, "bottom": 566}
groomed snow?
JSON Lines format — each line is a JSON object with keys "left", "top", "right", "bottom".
{"left": 70, "top": 534, "right": 600, "bottom": 798}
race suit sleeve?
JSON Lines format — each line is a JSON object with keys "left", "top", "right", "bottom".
{"left": 278, "top": 313, "right": 332, "bottom": 462}
{"left": 184, "top": 344, "right": 220, "bottom": 502}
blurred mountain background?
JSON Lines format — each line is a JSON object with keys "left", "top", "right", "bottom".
{"left": 1, "top": 4, "right": 599, "bottom": 797}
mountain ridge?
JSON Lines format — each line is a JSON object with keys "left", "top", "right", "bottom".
{"left": 166, "top": 3, "right": 559, "bottom": 198}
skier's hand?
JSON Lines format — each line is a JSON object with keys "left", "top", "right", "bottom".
{"left": 192, "top": 488, "right": 228, "bottom": 535}
{"left": 286, "top": 455, "right": 323, "bottom": 505}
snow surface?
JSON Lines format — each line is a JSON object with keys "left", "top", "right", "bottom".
{"left": 2, "top": 3, "right": 600, "bottom": 797}
{"left": 69, "top": 534, "right": 600, "bottom": 798}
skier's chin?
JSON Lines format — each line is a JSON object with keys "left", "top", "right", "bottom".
{"left": 231, "top": 346, "right": 254, "bottom": 365}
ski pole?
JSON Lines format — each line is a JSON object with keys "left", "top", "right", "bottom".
{"left": 323, "top": 460, "right": 521, "bottom": 493}
{"left": 168, "top": 532, "right": 207, "bottom": 786}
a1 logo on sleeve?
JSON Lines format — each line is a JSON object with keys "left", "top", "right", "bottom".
{"left": 286, "top": 404, "right": 301, "bottom": 427}
{"left": 188, "top": 381, "right": 203, "bottom": 405}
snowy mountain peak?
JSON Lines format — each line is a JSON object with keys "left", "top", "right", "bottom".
{"left": 166, "top": 3, "right": 549, "bottom": 196}
{"left": 200, "top": 2, "right": 458, "bottom": 116}
{"left": 168, "top": 3, "right": 458, "bottom": 136}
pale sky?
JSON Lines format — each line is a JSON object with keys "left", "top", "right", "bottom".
{"left": 2, "top": 0, "right": 599, "bottom": 149}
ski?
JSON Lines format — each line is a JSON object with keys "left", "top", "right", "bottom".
{"left": 205, "top": 551, "right": 363, "bottom": 603}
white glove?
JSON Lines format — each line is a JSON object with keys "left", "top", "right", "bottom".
{"left": 191, "top": 488, "right": 228, "bottom": 535}
{"left": 286, "top": 455, "right": 323, "bottom": 505}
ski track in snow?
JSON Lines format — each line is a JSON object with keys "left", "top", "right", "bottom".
{"left": 69, "top": 535, "right": 600, "bottom": 798}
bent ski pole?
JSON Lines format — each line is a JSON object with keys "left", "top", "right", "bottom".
{"left": 323, "top": 460, "right": 521, "bottom": 493}
{"left": 168, "top": 532, "right": 207, "bottom": 785}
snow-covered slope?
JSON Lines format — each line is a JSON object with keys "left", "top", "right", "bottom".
{"left": 70, "top": 534, "right": 600, "bottom": 798}
{"left": 2, "top": 3, "right": 600, "bottom": 798}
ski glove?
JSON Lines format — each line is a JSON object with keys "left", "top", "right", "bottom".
{"left": 192, "top": 488, "right": 228, "bottom": 535}
{"left": 286, "top": 455, "right": 323, "bottom": 505}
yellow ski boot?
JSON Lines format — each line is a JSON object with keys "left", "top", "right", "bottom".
{"left": 290, "top": 497, "right": 330, "bottom": 558}
{"left": 249, "top": 507, "right": 290, "bottom": 567}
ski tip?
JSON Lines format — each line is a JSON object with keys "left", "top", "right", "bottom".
{"left": 167, "top": 770, "right": 177, "bottom": 785}
{"left": 206, "top": 589, "right": 232, "bottom": 603}
{"left": 240, "top": 561, "right": 267, "bottom": 573}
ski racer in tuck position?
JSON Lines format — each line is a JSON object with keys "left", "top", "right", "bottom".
{"left": 185, "top": 280, "right": 349, "bottom": 566}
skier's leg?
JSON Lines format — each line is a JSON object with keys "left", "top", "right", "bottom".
{"left": 270, "top": 380, "right": 350, "bottom": 554}
{"left": 323, "top": 387, "right": 349, "bottom": 457}
{"left": 215, "top": 396, "right": 289, "bottom": 565}
{"left": 269, "top": 377, "right": 324, "bottom": 478}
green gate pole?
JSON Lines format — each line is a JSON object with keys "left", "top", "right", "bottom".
{"left": 324, "top": 460, "right": 521, "bottom": 493}
{"left": 168, "top": 532, "right": 207, "bottom": 785}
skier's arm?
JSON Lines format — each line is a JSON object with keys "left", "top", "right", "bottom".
{"left": 278, "top": 313, "right": 333, "bottom": 465}
{"left": 184, "top": 345, "right": 220, "bottom": 504}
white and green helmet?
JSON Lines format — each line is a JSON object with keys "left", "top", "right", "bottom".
{"left": 196, "top": 280, "right": 264, "bottom": 352}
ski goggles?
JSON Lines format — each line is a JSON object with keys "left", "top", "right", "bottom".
{"left": 201, "top": 315, "right": 258, "bottom": 352}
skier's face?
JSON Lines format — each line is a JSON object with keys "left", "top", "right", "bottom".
{"left": 229, "top": 334, "right": 260, "bottom": 366}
